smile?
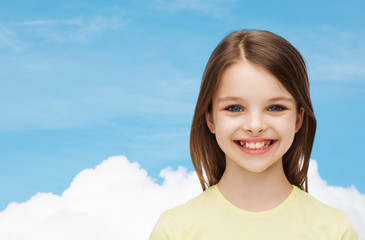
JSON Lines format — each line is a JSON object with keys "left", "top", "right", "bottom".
{"left": 234, "top": 139, "right": 277, "bottom": 155}
{"left": 237, "top": 140, "right": 272, "bottom": 150}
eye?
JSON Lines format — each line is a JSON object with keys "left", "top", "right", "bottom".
{"left": 268, "top": 105, "right": 286, "bottom": 112}
{"left": 226, "top": 105, "right": 243, "bottom": 112}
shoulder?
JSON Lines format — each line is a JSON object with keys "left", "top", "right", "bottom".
{"left": 162, "top": 185, "right": 217, "bottom": 222}
{"left": 149, "top": 186, "right": 218, "bottom": 240}
{"left": 293, "top": 187, "right": 344, "bottom": 216}
{"left": 291, "top": 187, "right": 360, "bottom": 239}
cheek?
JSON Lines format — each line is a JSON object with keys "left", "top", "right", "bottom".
{"left": 272, "top": 115, "right": 297, "bottom": 141}
{"left": 213, "top": 116, "right": 240, "bottom": 152}
{"left": 214, "top": 116, "right": 241, "bottom": 136}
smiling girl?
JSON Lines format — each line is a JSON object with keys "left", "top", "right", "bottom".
{"left": 149, "top": 30, "right": 359, "bottom": 239}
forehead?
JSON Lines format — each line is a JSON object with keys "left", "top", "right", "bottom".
{"left": 215, "top": 61, "right": 294, "bottom": 101}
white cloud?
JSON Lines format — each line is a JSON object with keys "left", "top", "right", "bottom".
{"left": 154, "top": 0, "right": 237, "bottom": 18}
{"left": 22, "top": 19, "right": 84, "bottom": 26}
{"left": 0, "top": 24, "right": 26, "bottom": 52}
{"left": 0, "top": 156, "right": 200, "bottom": 239}
{"left": 296, "top": 27, "right": 365, "bottom": 82}
{"left": 308, "top": 160, "right": 365, "bottom": 237}
{"left": 18, "top": 14, "right": 128, "bottom": 43}
{"left": 0, "top": 157, "right": 363, "bottom": 239}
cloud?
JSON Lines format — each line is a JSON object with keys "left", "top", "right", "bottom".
{"left": 153, "top": 0, "right": 237, "bottom": 18}
{"left": 0, "top": 157, "right": 363, "bottom": 239}
{"left": 297, "top": 27, "right": 365, "bottom": 82}
{"left": 21, "top": 19, "right": 84, "bottom": 26}
{"left": 0, "top": 156, "right": 201, "bottom": 239}
{"left": 308, "top": 160, "right": 365, "bottom": 237}
{"left": 0, "top": 76, "right": 199, "bottom": 131}
{"left": 18, "top": 14, "right": 128, "bottom": 43}
{"left": 0, "top": 24, "right": 26, "bottom": 52}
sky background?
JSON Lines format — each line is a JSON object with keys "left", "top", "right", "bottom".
{"left": 0, "top": 0, "right": 364, "bottom": 215}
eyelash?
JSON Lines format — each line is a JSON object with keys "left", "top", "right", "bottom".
{"left": 225, "top": 105, "right": 287, "bottom": 112}
{"left": 225, "top": 105, "right": 243, "bottom": 112}
{"left": 268, "top": 105, "right": 286, "bottom": 112}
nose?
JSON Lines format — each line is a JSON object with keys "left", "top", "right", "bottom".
{"left": 242, "top": 111, "right": 267, "bottom": 134}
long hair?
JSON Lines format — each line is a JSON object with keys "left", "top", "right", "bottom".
{"left": 190, "top": 30, "right": 316, "bottom": 192}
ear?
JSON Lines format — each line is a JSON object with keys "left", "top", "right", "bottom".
{"left": 205, "top": 111, "right": 216, "bottom": 133}
{"left": 295, "top": 107, "right": 305, "bottom": 133}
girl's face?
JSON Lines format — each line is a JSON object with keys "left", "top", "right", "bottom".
{"left": 206, "top": 60, "right": 304, "bottom": 176}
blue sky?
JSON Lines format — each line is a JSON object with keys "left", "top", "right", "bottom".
{"left": 0, "top": 0, "right": 364, "bottom": 210}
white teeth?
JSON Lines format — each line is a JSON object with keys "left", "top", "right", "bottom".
{"left": 238, "top": 140, "right": 271, "bottom": 150}
{"left": 255, "top": 142, "right": 263, "bottom": 148}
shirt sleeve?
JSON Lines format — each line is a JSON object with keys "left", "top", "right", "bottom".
{"left": 149, "top": 214, "right": 174, "bottom": 240}
{"left": 338, "top": 213, "right": 360, "bottom": 240}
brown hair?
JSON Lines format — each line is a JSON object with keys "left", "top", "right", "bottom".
{"left": 190, "top": 30, "right": 316, "bottom": 192}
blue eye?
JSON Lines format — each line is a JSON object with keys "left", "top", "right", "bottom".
{"left": 268, "top": 105, "right": 285, "bottom": 111}
{"left": 227, "top": 105, "right": 243, "bottom": 112}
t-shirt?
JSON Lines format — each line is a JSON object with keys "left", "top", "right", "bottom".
{"left": 149, "top": 185, "right": 359, "bottom": 239}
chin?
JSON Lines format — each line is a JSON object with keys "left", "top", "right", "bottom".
{"left": 235, "top": 159, "right": 282, "bottom": 175}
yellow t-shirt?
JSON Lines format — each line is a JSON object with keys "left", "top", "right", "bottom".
{"left": 149, "top": 185, "right": 359, "bottom": 239}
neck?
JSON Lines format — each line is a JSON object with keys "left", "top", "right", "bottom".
{"left": 217, "top": 159, "right": 292, "bottom": 212}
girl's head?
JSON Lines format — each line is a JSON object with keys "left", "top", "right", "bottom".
{"left": 190, "top": 30, "right": 316, "bottom": 192}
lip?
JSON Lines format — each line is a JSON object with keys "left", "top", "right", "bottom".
{"left": 237, "top": 138, "right": 272, "bottom": 143}
{"left": 234, "top": 139, "right": 277, "bottom": 155}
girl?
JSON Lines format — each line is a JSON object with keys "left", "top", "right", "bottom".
{"left": 149, "top": 30, "right": 359, "bottom": 239}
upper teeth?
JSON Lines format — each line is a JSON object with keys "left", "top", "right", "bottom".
{"left": 239, "top": 140, "right": 271, "bottom": 149}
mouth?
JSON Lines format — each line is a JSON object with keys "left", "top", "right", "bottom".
{"left": 235, "top": 140, "right": 276, "bottom": 150}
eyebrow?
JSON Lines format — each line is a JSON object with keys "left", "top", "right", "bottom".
{"left": 217, "top": 96, "right": 294, "bottom": 103}
{"left": 217, "top": 96, "right": 244, "bottom": 103}
{"left": 267, "top": 97, "right": 294, "bottom": 103}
